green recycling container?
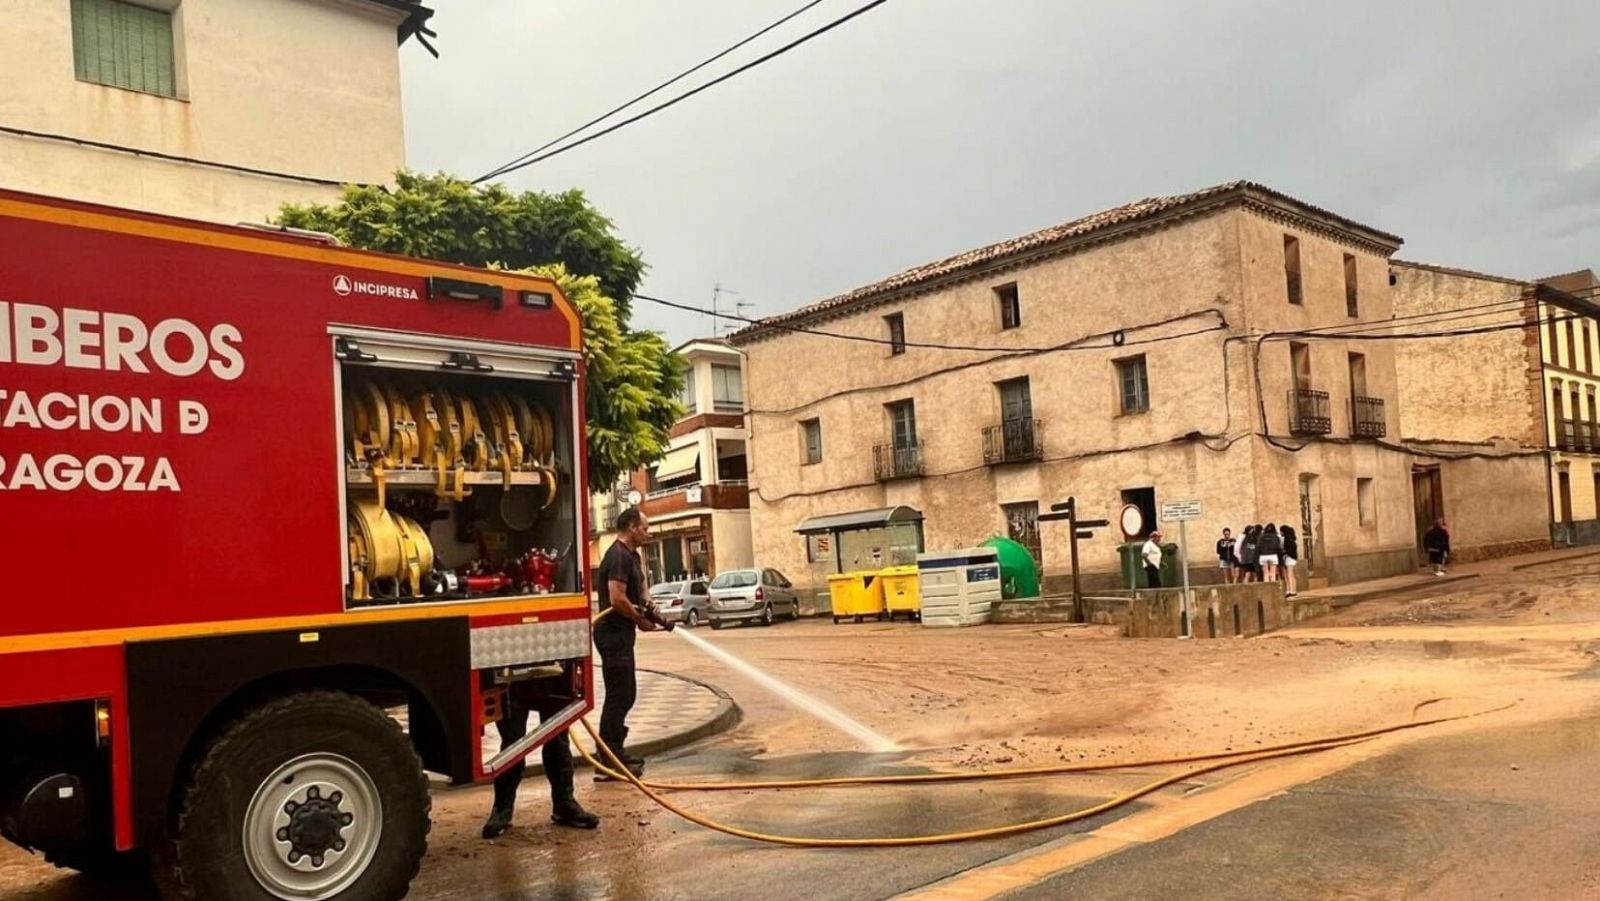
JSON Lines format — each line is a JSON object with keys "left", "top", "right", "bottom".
{"left": 981, "top": 537, "right": 1041, "bottom": 599}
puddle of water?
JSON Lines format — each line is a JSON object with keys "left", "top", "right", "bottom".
{"left": 673, "top": 628, "right": 900, "bottom": 753}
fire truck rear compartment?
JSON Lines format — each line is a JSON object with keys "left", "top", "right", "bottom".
{"left": 338, "top": 354, "right": 581, "bottom": 608}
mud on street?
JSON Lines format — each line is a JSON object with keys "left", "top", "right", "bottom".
{"left": 6, "top": 553, "right": 1599, "bottom": 901}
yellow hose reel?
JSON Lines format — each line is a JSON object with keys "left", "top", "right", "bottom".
{"left": 342, "top": 377, "right": 560, "bottom": 509}
{"left": 347, "top": 499, "right": 435, "bottom": 601}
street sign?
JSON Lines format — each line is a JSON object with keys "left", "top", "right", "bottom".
{"left": 1075, "top": 530, "right": 1095, "bottom": 539}
{"left": 1154, "top": 499, "right": 1202, "bottom": 639}
{"left": 1118, "top": 504, "right": 1144, "bottom": 538}
{"left": 1160, "top": 499, "right": 1204, "bottom": 523}
{"left": 1076, "top": 519, "right": 1110, "bottom": 529}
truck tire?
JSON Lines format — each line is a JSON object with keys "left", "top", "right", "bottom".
{"left": 155, "top": 691, "right": 430, "bottom": 901}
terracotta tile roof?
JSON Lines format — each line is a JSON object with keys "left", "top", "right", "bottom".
{"left": 1392, "top": 259, "right": 1530, "bottom": 287}
{"left": 729, "top": 180, "right": 1402, "bottom": 343}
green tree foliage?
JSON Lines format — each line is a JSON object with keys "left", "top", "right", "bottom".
{"left": 278, "top": 172, "right": 683, "bottom": 488}
{"left": 529, "top": 264, "right": 684, "bottom": 488}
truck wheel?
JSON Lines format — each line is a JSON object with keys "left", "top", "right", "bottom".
{"left": 156, "top": 691, "right": 429, "bottom": 901}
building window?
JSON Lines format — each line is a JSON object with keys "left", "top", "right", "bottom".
{"left": 677, "top": 366, "right": 697, "bottom": 413}
{"left": 1284, "top": 234, "right": 1303, "bottom": 305}
{"left": 71, "top": 0, "right": 178, "bottom": 98}
{"left": 996, "top": 283, "right": 1021, "bottom": 330}
{"left": 885, "top": 313, "right": 906, "bottom": 355}
{"left": 1002, "top": 501, "right": 1042, "bottom": 566}
{"left": 998, "top": 377, "right": 1033, "bottom": 424}
{"left": 711, "top": 364, "right": 743, "bottom": 412}
{"left": 1290, "top": 342, "right": 1312, "bottom": 390}
{"left": 1347, "top": 352, "right": 1368, "bottom": 397}
{"left": 801, "top": 418, "right": 822, "bottom": 465}
{"left": 1567, "top": 321, "right": 1578, "bottom": 371}
{"left": 1357, "top": 477, "right": 1375, "bottom": 527}
{"left": 1116, "top": 355, "right": 1149, "bottom": 415}
{"left": 887, "top": 400, "right": 917, "bottom": 449}
{"left": 1344, "top": 253, "right": 1359, "bottom": 318}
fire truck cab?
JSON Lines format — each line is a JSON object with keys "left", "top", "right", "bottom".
{"left": 0, "top": 190, "right": 595, "bottom": 901}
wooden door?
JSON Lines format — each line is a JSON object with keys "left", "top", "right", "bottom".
{"left": 1412, "top": 466, "right": 1443, "bottom": 560}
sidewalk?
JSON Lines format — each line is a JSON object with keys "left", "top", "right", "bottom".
{"left": 1293, "top": 545, "right": 1600, "bottom": 609}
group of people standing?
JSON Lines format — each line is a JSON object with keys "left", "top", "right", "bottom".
{"left": 1215, "top": 524, "right": 1300, "bottom": 597}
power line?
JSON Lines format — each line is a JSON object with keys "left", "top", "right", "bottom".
{"left": 472, "top": 0, "right": 893, "bottom": 182}
{"left": 474, "top": 0, "right": 828, "bottom": 184}
{"left": 0, "top": 122, "right": 357, "bottom": 187}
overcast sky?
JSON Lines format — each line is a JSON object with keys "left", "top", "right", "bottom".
{"left": 400, "top": 0, "right": 1600, "bottom": 344}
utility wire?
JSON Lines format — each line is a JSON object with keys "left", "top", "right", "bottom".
{"left": 475, "top": 0, "right": 828, "bottom": 184}
{"left": 639, "top": 290, "right": 1555, "bottom": 354}
{"left": 473, "top": 0, "right": 893, "bottom": 182}
{"left": 635, "top": 291, "right": 1227, "bottom": 354}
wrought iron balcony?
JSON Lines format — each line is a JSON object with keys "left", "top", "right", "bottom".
{"left": 874, "top": 441, "right": 925, "bottom": 481}
{"left": 1352, "top": 396, "right": 1386, "bottom": 439}
{"left": 983, "top": 419, "right": 1043, "bottom": 465}
{"left": 1558, "top": 419, "right": 1597, "bottom": 453}
{"left": 1288, "top": 388, "right": 1331, "bottom": 435}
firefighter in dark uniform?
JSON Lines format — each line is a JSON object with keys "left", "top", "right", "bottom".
{"left": 594, "top": 507, "right": 671, "bottom": 777}
{"left": 481, "top": 681, "right": 598, "bottom": 838}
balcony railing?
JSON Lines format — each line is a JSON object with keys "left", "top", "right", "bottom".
{"left": 1558, "top": 420, "right": 1597, "bottom": 453}
{"left": 874, "top": 441, "right": 925, "bottom": 481}
{"left": 1288, "top": 388, "right": 1332, "bottom": 435}
{"left": 1351, "top": 396, "right": 1386, "bottom": 438}
{"left": 640, "top": 481, "right": 751, "bottom": 510}
{"left": 983, "top": 419, "right": 1043, "bottom": 465}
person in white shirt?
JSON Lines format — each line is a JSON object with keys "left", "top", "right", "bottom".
{"left": 1142, "top": 531, "right": 1164, "bottom": 588}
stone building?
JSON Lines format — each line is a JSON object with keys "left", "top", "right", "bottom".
{"left": 1539, "top": 271, "right": 1600, "bottom": 544}
{"left": 730, "top": 182, "right": 1419, "bottom": 604}
{"left": 1392, "top": 263, "right": 1600, "bottom": 552}
{"left": 0, "top": 0, "right": 431, "bottom": 222}
{"left": 587, "top": 339, "right": 753, "bottom": 585}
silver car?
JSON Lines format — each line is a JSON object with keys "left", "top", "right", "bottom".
{"left": 708, "top": 568, "right": 801, "bottom": 629}
{"left": 649, "top": 579, "right": 710, "bottom": 628}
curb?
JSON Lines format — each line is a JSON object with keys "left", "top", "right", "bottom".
{"left": 621, "top": 668, "right": 743, "bottom": 762}
{"left": 518, "top": 670, "right": 741, "bottom": 778}
{"left": 1322, "top": 572, "right": 1480, "bottom": 608}
{"left": 1510, "top": 549, "right": 1600, "bottom": 571}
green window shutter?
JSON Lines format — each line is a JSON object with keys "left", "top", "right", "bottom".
{"left": 71, "top": 0, "right": 176, "bottom": 97}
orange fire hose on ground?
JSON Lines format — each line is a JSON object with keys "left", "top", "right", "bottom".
{"left": 569, "top": 608, "right": 1513, "bottom": 848}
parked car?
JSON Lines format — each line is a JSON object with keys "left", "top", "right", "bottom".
{"left": 708, "top": 568, "right": 802, "bottom": 629}
{"left": 649, "top": 579, "right": 710, "bottom": 627}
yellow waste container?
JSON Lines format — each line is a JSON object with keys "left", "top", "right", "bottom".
{"left": 880, "top": 565, "right": 921, "bottom": 622}
{"left": 828, "top": 571, "right": 886, "bottom": 623}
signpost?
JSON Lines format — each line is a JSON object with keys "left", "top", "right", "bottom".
{"left": 1041, "top": 497, "right": 1110, "bottom": 622}
{"left": 1159, "top": 499, "right": 1204, "bottom": 639}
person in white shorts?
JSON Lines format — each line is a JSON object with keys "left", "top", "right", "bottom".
{"left": 1256, "top": 523, "right": 1283, "bottom": 583}
{"left": 1280, "top": 525, "right": 1300, "bottom": 596}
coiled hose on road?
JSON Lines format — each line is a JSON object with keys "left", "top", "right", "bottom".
{"left": 577, "top": 608, "right": 1513, "bottom": 847}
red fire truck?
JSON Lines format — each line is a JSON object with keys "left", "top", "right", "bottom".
{"left": 0, "top": 190, "right": 595, "bottom": 900}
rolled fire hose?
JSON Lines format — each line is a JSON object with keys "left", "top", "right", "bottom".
{"left": 572, "top": 609, "right": 1514, "bottom": 848}
{"left": 347, "top": 499, "right": 435, "bottom": 600}
{"left": 410, "top": 390, "right": 451, "bottom": 498}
